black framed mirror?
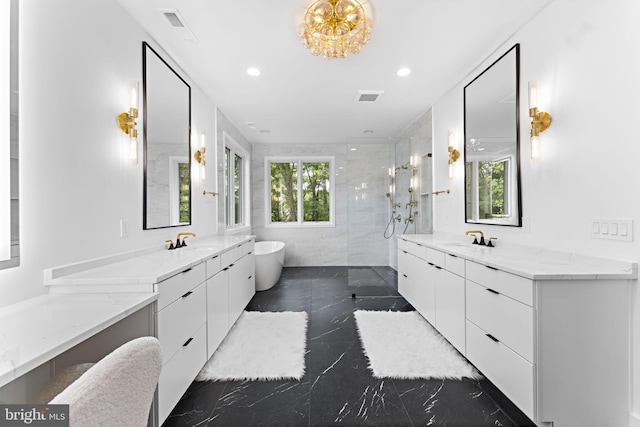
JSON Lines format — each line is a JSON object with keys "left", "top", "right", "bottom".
{"left": 143, "top": 42, "right": 192, "bottom": 230}
{"left": 464, "top": 44, "right": 521, "bottom": 227}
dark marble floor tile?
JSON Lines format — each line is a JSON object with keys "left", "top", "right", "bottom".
{"left": 308, "top": 296, "right": 359, "bottom": 343}
{"left": 308, "top": 341, "right": 412, "bottom": 426}
{"left": 353, "top": 295, "right": 413, "bottom": 312}
{"left": 207, "top": 379, "right": 310, "bottom": 427}
{"left": 392, "top": 378, "right": 525, "bottom": 427}
{"left": 162, "top": 380, "right": 227, "bottom": 427}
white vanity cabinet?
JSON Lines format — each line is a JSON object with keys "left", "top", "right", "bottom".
{"left": 398, "top": 239, "right": 436, "bottom": 324}
{"left": 435, "top": 253, "right": 466, "bottom": 353}
{"left": 155, "top": 263, "right": 208, "bottom": 424}
{"left": 205, "top": 254, "right": 228, "bottom": 359}
{"left": 44, "top": 234, "right": 258, "bottom": 427}
{"left": 206, "top": 239, "right": 255, "bottom": 358}
{"left": 397, "top": 238, "right": 465, "bottom": 349}
{"left": 397, "top": 234, "right": 635, "bottom": 427}
{"left": 465, "top": 260, "right": 535, "bottom": 419}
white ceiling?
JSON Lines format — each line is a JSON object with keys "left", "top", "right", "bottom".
{"left": 115, "top": 0, "right": 554, "bottom": 145}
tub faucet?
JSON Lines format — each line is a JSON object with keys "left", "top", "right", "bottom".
{"left": 465, "top": 230, "right": 486, "bottom": 245}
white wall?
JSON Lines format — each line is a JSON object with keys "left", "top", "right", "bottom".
{"left": 0, "top": 0, "right": 219, "bottom": 308}
{"left": 432, "top": 0, "right": 640, "bottom": 421}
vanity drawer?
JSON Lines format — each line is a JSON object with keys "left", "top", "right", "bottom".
{"left": 155, "top": 262, "right": 206, "bottom": 311}
{"left": 157, "top": 281, "right": 207, "bottom": 364}
{"left": 466, "top": 320, "right": 535, "bottom": 420}
{"left": 466, "top": 280, "right": 534, "bottom": 362}
{"left": 242, "top": 239, "right": 255, "bottom": 256}
{"left": 426, "top": 248, "right": 445, "bottom": 268}
{"left": 445, "top": 253, "right": 465, "bottom": 277}
{"left": 397, "top": 238, "right": 427, "bottom": 260}
{"left": 221, "top": 244, "right": 243, "bottom": 267}
{"left": 158, "top": 323, "right": 207, "bottom": 424}
{"left": 205, "top": 254, "right": 222, "bottom": 279}
{"left": 465, "top": 260, "right": 533, "bottom": 306}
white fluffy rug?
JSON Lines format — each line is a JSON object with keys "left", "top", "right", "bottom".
{"left": 197, "top": 311, "right": 308, "bottom": 381}
{"left": 354, "top": 310, "right": 481, "bottom": 380}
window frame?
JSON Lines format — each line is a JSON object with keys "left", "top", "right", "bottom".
{"left": 265, "top": 156, "right": 335, "bottom": 228}
{"left": 223, "top": 132, "right": 251, "bottom": 231}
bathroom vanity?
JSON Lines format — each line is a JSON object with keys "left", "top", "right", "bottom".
{"left": 397, "top": 233, "right": 636, "bottom": 427}
{"left": 42, "top": 235, "right": 256, "bottom": 425}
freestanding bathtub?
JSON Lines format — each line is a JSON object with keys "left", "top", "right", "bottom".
{"left": 254, "top": 241, "right": 285, "bottom": 291}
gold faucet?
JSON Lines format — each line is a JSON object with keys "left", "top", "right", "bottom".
{"left": 465, "top": 230, "right": 486, "bottom": 245}
{"left": 175, "top": 232, "right": 196, "bottom": 248}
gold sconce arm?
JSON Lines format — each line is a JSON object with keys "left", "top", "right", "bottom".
{"left": 117, "top": 108, "right": 138, "bottom": 138}
{"left": 448, "top": 145, "right": 460, "bottom": 164}
{"left": 529, "top": 107, "right": 552, "bottom": 137}
{"left": 194, "top": 147, "right": 206, "bottom": 165}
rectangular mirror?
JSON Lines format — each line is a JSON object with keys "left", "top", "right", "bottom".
{"left": 0, "top": 0, "right": 19, "bottom": 270}
{"left": 143, "top": 42, "right": 192, "bottom": 230}
{"left": 464, "top": 44, "right": 521, "bottom": 227}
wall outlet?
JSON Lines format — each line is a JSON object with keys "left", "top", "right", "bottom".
{"left": 590, "top": 218, "right": 633, "bottom": 241}
{"left": 120, "top": 219, "right": 129, "bottom": 238}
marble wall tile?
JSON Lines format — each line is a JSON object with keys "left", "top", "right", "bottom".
{"left": 251, "top": 143, "right": 389, "bottom": 267}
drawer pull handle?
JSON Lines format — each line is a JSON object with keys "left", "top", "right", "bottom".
{"left": 402, "top": 250, "right": 408, "bottom": 254}
{"left": 435, "top": 266, "right": 442, "bottom": 270}
{"left": 181, "top": 291, "right": 193, "bottom": 298}
{"left": 237, "top": 244, "right": 242, "bottom": 248}
{"left": 248, "top": 251, "right": 253, "bottom": 255}
{"left": 182, "top": 268, "right": 193, "bottom": 274}
{"left": 402, "top": 274, "right": 408, "bottom": 278}
{"left": 248, "top": 275, "right": 253, "bottom": 279}
{"left": 183, "top": 338, "right": 194, "bottom": 347}
{"left": 485, "top": 265, "right": 499, "bottom": 271}
{"left": 428, "top": 262, "right": 434, "bottom": 266}
{"left": 229, "top": 263, "right": 235, "bottom": 267}
{"left": 448, "top": 254, "right": 458, "bottom": 258}
{"left": 486, "top": 288, "right": 500, "bottom": 295}
{"left": 485, "top": 334, "right": 500, "bottom": 343}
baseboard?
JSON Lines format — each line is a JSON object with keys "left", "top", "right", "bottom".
{"left": 630, "top": 412, "right": 640, "bottom": 427}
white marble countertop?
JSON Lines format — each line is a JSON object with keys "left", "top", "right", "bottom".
{"left": 399, "top": 233, "right": 637, "bottom": 280}
{"left": 0, "top": 292, "right": 158, "bottom": 388}
{"left": 45, "top": 235, "right": 255, "bottom": 291}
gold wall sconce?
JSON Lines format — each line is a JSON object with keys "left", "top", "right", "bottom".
{"left": 194, "top": 131, "right": 206, "bottom": 181}
{"left": 528, "top": 81, "right": 552, "bottom": 160}
{"left": 117, "top": 80, "right": 139, "bottom": 165}
{"left": 448, "top": 131, "right": 460, "bottom": 179}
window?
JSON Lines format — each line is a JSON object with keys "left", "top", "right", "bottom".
{"left": 266, "top": 157, "right": 334, "bottom": 227}
{"left": 466, "top": 157, "right": 511, "bottom": 220}
{"left": 224, "top": 133, "right": 250, "bottom": 229}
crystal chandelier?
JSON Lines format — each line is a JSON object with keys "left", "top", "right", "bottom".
{"left": 300, "top": 0, "right": 372, "bottom": 59}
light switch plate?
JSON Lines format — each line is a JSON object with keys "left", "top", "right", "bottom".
{"left": 591, "top": 218, "right": 633, "bottom": 241}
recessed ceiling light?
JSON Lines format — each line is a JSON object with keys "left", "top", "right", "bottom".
{"left": 247, "top": 67, "right": 261, "bottom": 76}
{"left": 363, "top": 129, "right": 374, "bottom": 134}
{"left": 397, "top": 67, "right": 411, "bottom": 77}
{"left": 350, "top": 148, "right": 357, "bottom": 151}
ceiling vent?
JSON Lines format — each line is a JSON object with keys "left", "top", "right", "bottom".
{"left": 158, "top": 9, "right": 198, "bottom": 42}
{"left": 354, "top": 90, "right": 384, "bottom": 103}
